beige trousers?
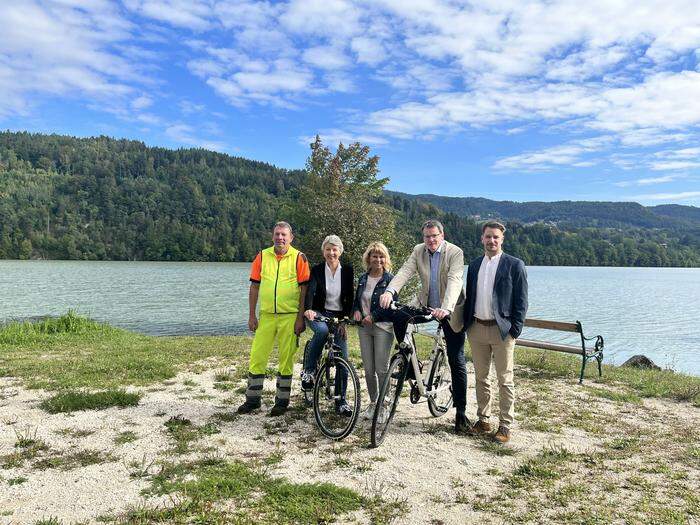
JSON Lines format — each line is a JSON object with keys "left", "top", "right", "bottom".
{"left": 467, "top": 322, "right": 515, "bottom": 429}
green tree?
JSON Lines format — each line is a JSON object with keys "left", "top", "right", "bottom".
{"left": 287, "top": 136, "right": 410, "bottom": 271}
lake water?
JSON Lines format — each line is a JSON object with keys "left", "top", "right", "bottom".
{"left": 1, "top": 261, "right": 698, "bottom": 376}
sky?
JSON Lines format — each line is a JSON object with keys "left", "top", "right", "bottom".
{"left": 2, "top": 1, "right": 700, "bottom": 206}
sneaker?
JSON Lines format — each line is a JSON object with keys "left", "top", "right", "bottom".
{"left": 470, "top": 419, "right": 492, "bottom": 435}
{"left": 493, "top": 426, "right": 511, "bottom": 444}
{"left": 236, "top": 401, "right": 260, "bottom": 414}
{"left": 336, "top": 403, "right": 353, "bottom": 417}
{"left": 269, "top": 404, "right": 288, "bottom": 417}
{"left": 301, "top": 371, "right": 314, "bottom": 391}
{"left": 361, "top": 402, "right": 376, "bottom": 420}
{"left": 376, "top": 409, "right": 388, "bottom": 425}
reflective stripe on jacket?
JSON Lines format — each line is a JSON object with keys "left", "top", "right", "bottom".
{"left": 259, "top": 246, "right": 301, "bottom": 314}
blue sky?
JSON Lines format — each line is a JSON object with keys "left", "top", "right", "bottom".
{"left": 2, "top": 1, "right": 700, "bottom": 205}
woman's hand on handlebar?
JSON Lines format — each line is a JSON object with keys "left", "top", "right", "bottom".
{"left": 353, "top": 310, "right": 362, "bottom": 322}
{"left": 361, "top": 315, "right": 373, "bottom": 327}
{"left": 303, "top": 309, "right": 317, "bottom": 321}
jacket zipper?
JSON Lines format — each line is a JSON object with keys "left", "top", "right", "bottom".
{"left": 274, "top": 257, "right": 280, "bottom": 313}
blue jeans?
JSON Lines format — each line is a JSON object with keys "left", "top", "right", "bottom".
{"left": 304, "top": 311, "right": 349, "bottom": 402}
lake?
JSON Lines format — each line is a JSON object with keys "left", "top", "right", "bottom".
{"left": 1, "top": 261, "right": 698, "bottom": 376}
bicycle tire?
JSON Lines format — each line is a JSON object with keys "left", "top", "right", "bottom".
{"left": 313, "top": 356, "right": 361, "bottom": 440}
{"left": 427, "top": 348, "right": 453, "bottom": 417}
{"left": 370, "top": 353, "right": 407, "bottom": 448}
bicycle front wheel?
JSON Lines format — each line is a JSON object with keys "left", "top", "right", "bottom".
{"left": 370, "top": 354, "right": 407, "bottom": 448}
{"left": 313, "top": 356, "right": 361, "bottom": 440}
{"left": 427, "top": 348, "right": 453, "bottom": 417}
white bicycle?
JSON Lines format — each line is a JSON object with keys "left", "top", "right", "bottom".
{"left": 370, "top": 302, "right": 453, "bottom": 447}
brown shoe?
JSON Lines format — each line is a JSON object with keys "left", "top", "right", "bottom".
{"left": 470, "top": 420, "right": 492, "bottom": 435}
{"left": 493, "top": 426, "right": 511, "bottom": 444}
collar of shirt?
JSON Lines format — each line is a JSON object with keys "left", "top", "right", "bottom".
{"left": 325, "top": 263, "right": 342, "bottom": 278}
{"left": 425, "top": 241, "right": 446, "bottom": 256}
{"left": 485, "top": 252, "right": 502, "bottom": 264}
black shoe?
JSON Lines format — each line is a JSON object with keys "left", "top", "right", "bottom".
{"left": 335, "top": 403, "right": 353, "bottom": 417}
{"left": 237, "top": 401, "right": 260, "bottom": 414}
{"left": 269, "top": 404, "right": 288, "bottom": 417}
{"left": 455, "top": 412, "right": 471, "bottom": 434}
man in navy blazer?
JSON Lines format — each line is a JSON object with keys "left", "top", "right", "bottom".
{"left": 464, "top": 221, "right": 528, "bottom": 443}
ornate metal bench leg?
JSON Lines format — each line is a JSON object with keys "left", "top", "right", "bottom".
{"left": 579, "top": 355, "right": 586, "bottom": 384}
{"left": 597, "top": 354, "right": 603, "bottom": 377}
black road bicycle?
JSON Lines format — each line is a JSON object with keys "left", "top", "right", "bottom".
{"left": 301, "top": 315, "right": 362, "bottom": 440}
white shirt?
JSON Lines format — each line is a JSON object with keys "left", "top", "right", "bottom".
{"left": 324, "top": 263, "right": 343, "bottom": 311}
{"left": 474, "top": 252, "right": 502, "bottom": 320}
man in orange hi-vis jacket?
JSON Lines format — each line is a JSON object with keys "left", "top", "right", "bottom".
{"left": 237, "top": 221, "right": 310, "bottom": 417}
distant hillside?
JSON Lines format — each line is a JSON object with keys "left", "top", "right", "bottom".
{"left": 386, "top": 191, "right": 700, "bottom": 230}
{"left": 1, "top": 131, "right": 699, "bottom": 267}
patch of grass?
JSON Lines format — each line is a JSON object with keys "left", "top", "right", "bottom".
{"left": 503, "top": 444, "right": 573, "bottom": 489}
{"left": 209, "top": 411, "right": 238, "bottom": 423}
{"left": 114, "top": 431, "right": 138, "bottom": 445}
{"left": 127, "top": 456, "right": 366, "bottom": 524}
{"left": 34, "top": 518, "right": 63, "bottom": 525}
{"left": 54, "top": 428, "right": 95, "bottom": 438}
{"left": 8, "top": 476, "right": 28, "bottom": 485}
{"left": 33, "top": 449, "right": 115, "bottom": 471}
{"left": 40, "top": 390, "right": 141, "bottom": 413}
{"left": 163, "top": 415, "right": 220, "bottom": 454}
{"left": 0, "top": 313, "right": 251, "bottom": 390}
{"left": 510, "top": 345, "right": 700, "bottom": 406}
{"left": 478, "top": 439, "right": 516, "bottom": 456}
{"left": 586, "top": 386, "right": 642, "bottom": 404}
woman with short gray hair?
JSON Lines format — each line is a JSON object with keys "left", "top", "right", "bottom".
{"left": 302, "top": 235, "right": 355, "bottom": 415}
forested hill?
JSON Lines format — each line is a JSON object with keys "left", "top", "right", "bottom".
{"left": 386, "top": 191, "right": 700, "bottom": 230}
{"left": 1, "top": 131, "right": 699, "bottom": 267}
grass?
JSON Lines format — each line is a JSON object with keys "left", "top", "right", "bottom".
{"left": 163, "top": 415, "right": 220, "bottom": 454}
{"left": 2, "top": 313, "right": 697, "bottom": 408}
{"left": 0, "top": 313, "right": 250, "bottom": 390}
{"left": 122, "top": 456, "right": 366, "bottom": 524}
{"left": 114, "top": 431, "right": 138, "bottom": 445}
{"left": 506, "top": 344, "right": 700, "bottom": 406}
{"left": 40, "top": 390, "right": 142, "bottom": 413}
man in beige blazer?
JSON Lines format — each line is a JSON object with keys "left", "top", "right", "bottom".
{"left": 379, "top": 219, "right": 469, "bottom": 432}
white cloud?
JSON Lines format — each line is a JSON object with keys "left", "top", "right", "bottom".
{"left": 165, "top": 123, "right": 226, "bottom": 151}
{"left": 302, "top": 46, "right": 350, "bottom": 70}
{"left": 351, "top": 37, "right": 386, "bottom": 65}
{"left": 131, "top": 96, "right": 153, "bottom": 110}
{"left": 650, "top": 160, "right": 700, "bottom": 171}
{"left": 631, "top": 191, "right": 700, "bottom": 202}
{"left": 123, "top": 0, "right": 213, "bottom": 31}
{"left": 614, "top": 175, "right": 682, "bottom": 187}
{"left": 300, "top": 129, "right": 388, "bottom": 148}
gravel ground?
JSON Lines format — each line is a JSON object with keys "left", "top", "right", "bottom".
{"left": 1, "top": 362, "right": 698, "bottom": 525}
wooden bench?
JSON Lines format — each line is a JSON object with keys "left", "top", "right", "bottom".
{"left": 515, "top": 319, "right": 604, "bottom": 384}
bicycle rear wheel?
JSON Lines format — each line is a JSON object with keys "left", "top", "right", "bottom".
{"left": 370, "top": 354, "right": 407, "bottom": 448}
{"left": 427, "top": 348, "right": 453, "bottom": 417}
{"left": 313, "top": 356, "right": 361, "bottom": 440}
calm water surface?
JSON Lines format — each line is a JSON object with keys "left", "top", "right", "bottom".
{"left": 1, "top": 261, "right": 698, "bottom": 376}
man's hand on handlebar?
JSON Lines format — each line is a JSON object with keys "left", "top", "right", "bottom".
{"left": 430, "top": 308, "right": 450, "bottom": 321}
{"left": 303, "top": 309, "right": 317, "bottom": 321}
{"left": 379, "top": 291, "right": 393, "bottom": 309}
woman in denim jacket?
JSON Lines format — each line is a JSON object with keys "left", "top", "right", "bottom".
{"left": 352, "top": 242, "right": 396, "bottom": 420}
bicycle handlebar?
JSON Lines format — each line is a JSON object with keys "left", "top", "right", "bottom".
{"left": 390, "top": 301, "right": 451, "bottom": 322}
{"left": 313, "top": 314, "right": 362, "bottom": 326}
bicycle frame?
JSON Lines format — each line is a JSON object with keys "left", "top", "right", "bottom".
{"left": 402, "top": 322, "right": 450, "bottom": 401}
